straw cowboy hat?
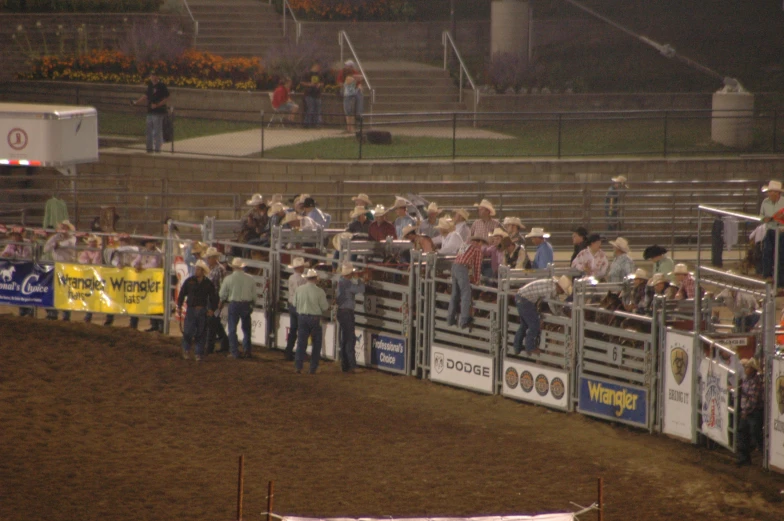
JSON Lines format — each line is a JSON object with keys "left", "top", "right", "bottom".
{"left": 627, "top": 268, "right": 649, "bottom": 281}
{"left": 85, "top": 234, "right": 100, "bottom": 243}
{"left": 246, "top": 193, "right": 265, "bottom": 206}
{"left": 340, "top": 262, "right": 357, "bottom": 276}
{"left": 473, "top": 199, "right": 496, "bottom": 216}
{"left": 268, "top": 194, "right": 283, "bottom": 205}
{"left": 345, "top": 59, "right": 356, "bottom": 68}
{"left": 762, "top": 180, "right": 783, "bottom": 193}
{"left": 204, "top": 247, "right": 220, "bottom": 258}
{"left": 490, "top": 227, "right": 509, "bottom": 238}
{"left": 349, "top": 206, "right": 367, "bottom": 219}
{"left": 425, "top": 202, "right": 442, "bottom": 215}
{"left": 741, "top": 358, "right": 759, "bottom": 371}
{"left": 453, "top": 208, "right": 470, "bottom": 221}
{"left": 525, "top": 227, "right": 550, "bottom": 239}
{"left": 611, "top": 175, "right": 628, "bottom": 186}
{"left": 555, "top": 275, "right": 573, "bottom": 294}
{"left": 57, "top": 220, "right": 75, "bottom": 232}
{"left": 609, "top": 237, "right": 630, "bottom": 254}
{"left": 392, "top": 196, "right": 410, "bottom": 210}
{"left": 670, "top": 263, "right": 690, "bottom": 276}
{"left": 502, "top": 217, "right": 525, "bottom": 230}
{"left": 436, "top": 217, "right": 455, "bottom": 232}
{"left": 191, "top": 241, "right": 207, "bottom": 253}
{"left": 647, "top": 273, "right": 668, "bottom": 287}
{"left": 267, "top": 202, "right": 287, "bottom": 217}
{"left": 352, "top": 193, "right": 372, "bottom": 206}
{"left": 281, "top": 212, "right": 301, "bottom": 226}
{"left": 332, "top": 231, "right": 352, "bottom": 250}
{"left": 231, "top": 257, "right": 246, "bottom": 268}
{"left": 401, "top": 225, "right": 417, "bottom": 237}
{"left": 194, "top": 259, "right": 210, "bottom": 273}
{"left": 289, "top": 257, "right": 306, "bottom": 269}
{"left": 373, "top": 204, "right": 387, "bottom": 217}
{"left": 304, "top": 268, "right": 319, "bottom": 279}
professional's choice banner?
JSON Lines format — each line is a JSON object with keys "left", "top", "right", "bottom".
{"left": 578, "top": 376, "right": 648, "bottom": 428}
{"left": 54, "top": 263, "right": 164, "bottom": 314}
{"left": 662, "top": 331, "right": 695, "bottom": 442}
{"left": 221, "top": 309, "right": 268, "bottom": 347}
{"left": 369, "top": 331, "right": 407, "bottom": 374}
{"left": 769, "top": 357, "right": 784, "bottom": 473}
{"left": 699, "top": 358, "right": 731, "bottom": 447}
{"left": 0, "top": 261, "right": 53, "bottom": 307}
{"left": 274, "top": 313, "right": 335, "bottom": 359}
{"left": 502, "top": 359, "right": 569, "bottom": 411}
{"left": 430, "top": 344, "right": 495, "bottom": 394}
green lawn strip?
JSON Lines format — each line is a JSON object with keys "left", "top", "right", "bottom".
{"left": 98, "top": 112, "right": 257, "bottom": 140}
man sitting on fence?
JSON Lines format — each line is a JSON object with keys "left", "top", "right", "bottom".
{"left": 623, "top": 268, "right": 649, "bottom": 314}
{"left": 392, "top": 197, "right": 416, "bottom": 239}
{"left": 418, "top": 202, "right": 442, "bottom": 239}
{"left": 302, "top": 197, "right": 331, "bottom": 228}
{"left": 714, "top": 273, "right": 760, "bottom": 333}
{"left": 671, "top": 263, "right": 697, "bottom": 300}
{"left": 347, "top": 206, "right": 371, "bottom": 236}
{"left": 527, "top": 228, "right": 554, "bottom": 270}
{"left": 571, "top": 233, "right": 609, "bottom": 280}
{"left": 470, "top": 199, "right": 500, "bottom": 240}
{"left": 368, "top": 205, "right": 396, "bottom": 242}
{"left": 453, "top": 208, "right": 471, "bottom": 242}
{"left": 437, "top": 217, "right": 464, "bottom": 256}
{"left": 606, "top": 237, "right": 635, "bottom": 283}
{"left": 759, "top": 179, "right": 784, "bottom": 285}
{"left": 447, "top": 235, "right": 488, "bottom": 329}
{"left": 643, "top": 244, "right": 675, "bottom": 283}
{"left": 513, "top": 275, "right": 573, "bottom": 356}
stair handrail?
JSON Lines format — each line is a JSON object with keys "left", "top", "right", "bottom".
{"left": 281, "top": 0, "right": 302, "bottom": 44}
{"left": 338, "top": 30, "right": 375, "bottom": 104}
{"left": 180, "top": 0, "right": 199, "bottom": 41}
{"left": 442, "top": 31, "right": 478, "bottom": 110}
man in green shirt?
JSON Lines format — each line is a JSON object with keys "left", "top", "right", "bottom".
{"left": 294, "top": 268, "right": 330, "bottom": 374}
{"left": 218, "top": 258, "right": 258, "bottom": 359}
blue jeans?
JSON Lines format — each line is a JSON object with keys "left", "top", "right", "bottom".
{"left": 182, "top": 306, "right": 208, "bottom": 356}
{"left": 514, "top": 295, "right": 540, "bottom": 354}
{"left": 146, "top": 113, "right": 164, "bottom": 152}
{"left": 447, "top": 264, "right": 472, "bottom": 327}
{"left": 296, "top": 314, "right": 322, "bottom": 373}
{"left": 337, "top": 308, "right": 356, "bottom": 371}
{"left": 734, "top": 313, "right": 760, "bottom": 333}
{"left": 304, "top": 96, "right": 322, "bottom": 127}
{"left": 762, "top": 229, "right": 784, "bottom": 281}
{"left": 227, "top": 301, "right": 252, "bottom": 357}
{"left": 284, "top": 305, "right": 299, "bottom": 359}
{"left": 736, "top": 409, "right": 763, "bottom": 463}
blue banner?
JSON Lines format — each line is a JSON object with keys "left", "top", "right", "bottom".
{"left": 578, "top": 376, "right": 648, "bottom": 427}
{"left": 369, "top": 332, "right": 407, "bottom": 373}
{"left": 0, "top": 261, "right": 54, "bottom": 307}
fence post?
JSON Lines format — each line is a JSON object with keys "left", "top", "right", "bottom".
{"left": 260, "top": 111, "right": 265, "bottom": 158}
{"left": 452, "top": 112, "right": 457, "bottom": 159}
{"left": 170, "top": 107, "right": 175, "bottom": 154}
{"left": 663, "top": 111, "right": 669, "bottom": 158}
{"left": 773, "top": 109, "right": 778, "bottom": 153}
{"left": 358, "top": 116, "right": 364, "bottom": 160}
{"left": 75, "top": 85, "right": 80, "bottom": 105}
{"left": 557, "top": 113, "right": 563, "bottom": 159}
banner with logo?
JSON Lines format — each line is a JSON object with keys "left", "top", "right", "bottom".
{"left": 769, "top": 357, "right": 784, "bottom": 473}
{"left": 699, "top": 358, "right": 730, "bottom": 447}
{"left": 662, "top": 331, "right": 695, "bottom": 442}
{"left": 54, "top": 263, "right": 164, "bottom": 314}
{"left": 430, "top": 345, "right": 495, "bottom": 394}
{"left": 369, "top": 332, "right": 407, "bottom": 374}
{"left": 274, "top": 313, "right": 335, "bottom": 359}
{"left": 221, "top": 308, "right": 268, "bottom": 347}
{"left": 0, "top": 261, "right": 53, "bottom": 307}
{"left": 502, "top": 359, "right": 569, "bottom": 410}
{"left": 578, "top": 376, "right": 648, "bottom": 428}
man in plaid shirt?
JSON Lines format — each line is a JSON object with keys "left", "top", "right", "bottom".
{"left": 513, "top": 276, "right": 572, "bottom": 355}
{"left": 447, "top": 236, "right": 487, "bottom": 329}
{"left": 469, "top": 199, "right": 500, "bottom": 240}
{"left": 671, "top": 263, "right": 697, "bottom": 300}
{"left": 736, "top": 358, "right": 764, "bottom": 466}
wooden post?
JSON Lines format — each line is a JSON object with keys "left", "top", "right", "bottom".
{"left": 266, "top": 480, "right": 275, "bottom": 521}
{"left": 597, "top": 477, "right": 604, "bottom": 521}
{"left": 237, "top": 455, "right": 245, "bottom": 521}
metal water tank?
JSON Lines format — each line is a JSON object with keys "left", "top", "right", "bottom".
{"left": 711, "top": 90, "right": 754, "bottom": 148}
{"left": 491, "top": 0, "right": 531, "bottom": 64}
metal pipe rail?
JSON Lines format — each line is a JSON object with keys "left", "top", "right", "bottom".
{"left": 338, "top": 31, "right": 375, "bottom": 105}
{"left": 282, "top": 0, "right": 302, "bottom": 44}
{"left": 180, "top": 0, "right": 199, "bottom": 41}
{"left": 442, "top": 31, "right": 479, "bottom": 110}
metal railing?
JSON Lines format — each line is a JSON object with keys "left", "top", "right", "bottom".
{"left": 339, "top": 30, "right": 375, "bottom": 105}
{"left": 282, "top": 0, "right": 302, "bottom": 44}
{"left": 180, "top": 0, "right": 199, "bottom": 42}
{"left": 442, "top": 31, "right": 479, "bottom": 112}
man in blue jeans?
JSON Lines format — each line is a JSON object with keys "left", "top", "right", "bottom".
{"left": 133, "top": 70, "right": 169, "bottom": 153}
{"left": 336, "top": 262, "right": 367, "bottom": 373}
{"left": 284, "top": 257, "right": 308, "bottom": 361}
{"left": 218, "top": 257, "right": 258, "bottom": 359}
{"left": 294, "top": 268, "right": 330, "bottom": 374}
{"left": 177, "top": 260, "right": 218, "bottom": 362}
{"left": 513, "top": 275, "right": 571, "bottom": 356}
{"left": 301, "top": 63, "right": 324, "bottom": 128}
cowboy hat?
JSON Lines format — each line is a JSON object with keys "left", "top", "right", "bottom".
{"left": 231, "top": 257, "right": 246, "bottom": 268}
{"left": 349, "top": 206, "right": 367, "bottom": 219}
{"left": 372, "top": 204, "right": 387, "bottom": 217}
{"left": 204, "top": 246, "right": 220, "bottom": 257}
{"left": 289, "top": 257, "right": 306, "bottom": 269}
{"left": 401, "top": 225, "right": 417, "bottom": 237}
{"left": 609, "top": 237, "right": 630, "bottom": 253}
{"left": 611, "top": 175, "right": 628, "bottom": 185}
{"left": 436, "top": 217, "right": 455, "bottom": 231}
{"left": 246, "top": 193, "right": 265, "bottom": 206}
{"left": 352, "top": 193, "right": 372, "bottom": 206}
{"left": 555, "top": 275, "right": 572, "bottom": 294}
{"left": 503, "top": 217, "right": 525, "bottom": 230}
{"left": 627, "top": 268, "right": 649, "bottom": 280}
{"left": 425, "top": 202, "right": 442, "bottom": 215}
{"left": 344, "top": 59, "right": 356, "bottom": 68}
{"left": 670, "top": 263, "right": 690, "bottom": 276}
{"left": 190, "top": 241, "right": 206, "bottom": 253}
{"left": 525, "top": 227, "right": 550, "bottom": 239}
{"left": 647, "top": 273, "right": 668, "bottom": 287}
{"left": 267, "top": 202, "right": 287, "bottom": 217}
{"left": 469, "top": 235, "right": 489, "bottom": 244}
{"left": 281, "top": 212, "right": 301, "bottom": 226}
{"left": 84, "top": 234, "right": 100, "bottom": 242}
{"left": 392, "top": 196, "right": 410, "bottom": 209}
{"left": 473, "top": 199, "right": 496, "bottom": 216}
{"left": 304, "top": 268, "right": 319, "bottom": 279}
{"left": 453, "top": 208, "right": 469, "bottom": 221}
{"left": 194, "top": 259, "right": 210, "bottom": 273}
{"left": 643, "top": 244, "right": 667, "bottom": 260}
{"left": 340, "top": 262, "right": 357, "bottom": 276}
{"left": 332, "top": 231, "right": 352, "bottom": 250}
{"left": 268, "top": 194, "right": 283, "bottom": 205}
{"left": 741, "top": 358, "right": 759, "bottom": 371}
{"left": 490, "top": 227, "right": 509, "bottom": 238}
{"left": 57, "top": 220, "right": 75, "bottom": 232}
{"left": 762, "top": 180, "right": 783, "bottom": 193}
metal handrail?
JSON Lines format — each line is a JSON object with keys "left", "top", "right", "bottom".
{"left": 282, "top": 0, "right": 302, "bottom": 44}
{"left": 338, "top": 30, "right": 375, "bottom": 104}
{"left": 180, "top": 0, "right": 199, "bottom": 39}
{"left": 442, "top": 31, "right": 479, "bottom": 111}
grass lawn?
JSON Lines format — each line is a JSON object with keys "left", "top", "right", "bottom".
{"left": 98, "top": 112, "right": 257, "bottom": 141}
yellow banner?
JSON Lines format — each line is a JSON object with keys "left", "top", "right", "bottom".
{"left": 54, "top": 263, "right": 165, "bottom": 315}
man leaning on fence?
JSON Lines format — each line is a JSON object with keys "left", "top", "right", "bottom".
{"left": 447, "top": 235, "right": 487, "bottom": 330}
{"left": 759, "top": 180, "right": 784, "bottom": 285}
{"left": 177, "top": 260, "right": 218, "bottom": 362}
{"left": 336, "top": 262, "right": 366, "bottom": 373}
{"left": 218, "top": 258, "right": 257, "bottom": 360}
{"left": 513, "top": 276, "right": 572, "bottom": 356}
{"left": 294, "top": 268, "right": 330, "bottom": 374}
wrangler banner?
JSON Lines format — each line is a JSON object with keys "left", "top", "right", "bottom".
{"left": 54, "top": 263, "right": 165, "bottom": 315}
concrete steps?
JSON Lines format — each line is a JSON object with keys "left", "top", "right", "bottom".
{"left": 361, "top": 61, "right": 466, "bottom": 114}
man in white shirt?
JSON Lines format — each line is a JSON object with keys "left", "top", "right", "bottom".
{"left": 44, "top": 220, "right": 77, "bottom": 321}
{"left": 437, "top": 217, "right": 464, "bottom": 255}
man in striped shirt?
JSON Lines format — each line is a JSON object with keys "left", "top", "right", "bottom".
{"left": 469, "top": 199, "right": 500, "bottom": 240}
{"left": 447, "top": 236, "right": 487, "bottom": 329}
{"left": 513, "top": 276, "right": 572, "bottom": 355}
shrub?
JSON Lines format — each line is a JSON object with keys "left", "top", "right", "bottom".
{"left": 487, "top": 51, "right": 529, "bottom": 93}
{"left": 2, "top": 0, "right": 163, "bottom": 12}
{"left": 118, "top": 21, "right": 189, "bottom": 63}
{"left": 263, "top": 40, "right": 332, "bottom": 89}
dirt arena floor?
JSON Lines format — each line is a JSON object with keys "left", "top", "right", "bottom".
{"left": 1, "top": 314, "right": 784, "bottom": 521}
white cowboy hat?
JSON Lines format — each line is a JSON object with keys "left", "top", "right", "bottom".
{"left": 281, "top": 212, "right": 301, "bottom": 226}
{"left": 741, "top": 358, "right": 759, "bottom": 371}
{"left": 246, "top": 193, "right": 265, "bottom": 206}
{"left": 392, "top": 196, "right": 410, "bottom": 209}
{"left": 436, "top": 217, "right": 455, "bottom": 232}
{"left": 453, "top": 208, "right": 469, "bottom": 221}
{"left": 204, "top": 246, "right": 220, "bottom": 257}
{"left": 349, "top": 206, "right": 367, "bottom": 219}
{"left": 525, "top": 227, "right": 550, "bottom": 239}
{"left": 425, "top": 202, "right": 441, "bottom": 215}
{"left": 332, "top": 231, "right": 352, "bottom": 250}
{"left": 647, "top": 273, "right": 668, "bottom": 287}
{"left": 490, "top": 227, "right": 509, "bottom": 238}
{"left": 344, "top": 59, "right": 356, "bottom": 68}
{"left": 502, "top": 217, "right": 525, "bottom": 230}
{"left": 267, "top": 194, "right": 283, "bottom": 205}
{"left": 304, "top": 268, "right": 319, "bottom": 279}
{"left": 373, "top": 204, "right": 387, "bottom": 217}
{"left": 401, "top": 225, "right": 417, "bottom": 237}
{"left": 294, "top": 194, "right": 311, "bottom": 205}
{"left": 352, "top": 193, "right": 372, "bottom": 206}
{"left": 762, "top": 180, "right": 783, "bottom": 193}
{"left": 194, "top": 259, "right": 210, "bottom": 273}
{"left": 57, "top": 220, "right": 75, "bottom": 232}
{"left": 611, "top": 175, "right": 628, "bottom": 185}
{"left": 473, "top": 199, "right": 496, "bottom": 216}
{"left": 340, "top": 262, "right": 357, "bottom": 276}
{"left": 231, "top": 257, "right": 246, "bottom": 268}
{"left": 289, "top": 257, "right": 306, "bottom": 269}
{"left": 627, "top": 268, "right": 649, "bottom": 280}
{"left": 670, "top": 263, "right": 690, "bottom": 276}
{"left": 555, "top": 275, "right": 572, "bottom": 294}
{"left": 609, "top": 237, "right": 630, "bottom": 254}
{"left": 267, "top": 202, "right": 287, "bottom": 217}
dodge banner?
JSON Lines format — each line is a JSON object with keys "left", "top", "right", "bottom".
{"left": 0, "top": 261, "right": 54, "bottom": 307}
{"left": 54, "top": 263, "right": 165, "bottom": 315}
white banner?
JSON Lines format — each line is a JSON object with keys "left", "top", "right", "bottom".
{"left": 220, "top": 309, "right": 267, "bottom": 346}
{"left": 502, "top": 359, "right": 569, "bottom": 410}
{"left": 430, "top": 345, "right": 495, "bottom": 394}
{"left": 662, "top": 331, "right": 694, "bottom": 442}
{"left": 275, "top": 313, "right": 336, "bottom": 360}
{"left": 699, "top": 358, "right": 731, "bottom": 447}
{"left": 769, "top": 357, "right": 784, "bottom": 472}
{"left": 283, "top": 516, "right": 573, "bottom": 521}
